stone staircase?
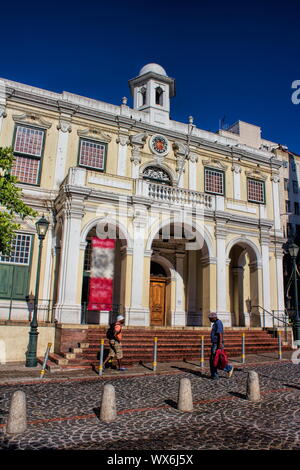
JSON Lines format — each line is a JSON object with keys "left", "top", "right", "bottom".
{"left": 40, "top": 327, "right": 292, "bottom": 371}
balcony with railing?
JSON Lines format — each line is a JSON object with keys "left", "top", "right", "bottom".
{"left": 135, "top": 179, "right": 214, "bottom": 209}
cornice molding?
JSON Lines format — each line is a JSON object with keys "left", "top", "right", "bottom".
{"left": 4, "top": 81, "right": 282, "bottom": 169}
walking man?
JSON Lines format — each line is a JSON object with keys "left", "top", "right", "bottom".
{"left": 208, "top": 312, "right": 234, "bottom": 380}
{"left": 103, "top": 315, "right": 126, "bottom": 371}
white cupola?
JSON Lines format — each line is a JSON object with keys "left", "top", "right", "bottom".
{"left": 128, "top": 63, "right": 175, "bottom": 127}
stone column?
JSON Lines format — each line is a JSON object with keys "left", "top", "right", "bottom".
{"left": 126, "top": 207, "right": 150, "bottom": 326}
{"left": 232, "top": 267, "right": 245, "bottom": 326}
{"left": 116, "top": 132, "right": 129, "bottom": 177}
{"left": 261, "top": 235, "right": 272, "bottom": 325}
{"left": 249, "top": 261, "right": 263, "bottom": 327}
{"left": 201, "top": 256, "right": 217, "bottom": 326}
{"left": 173, "top": 251, "right": 186, "bottom": 326}
{"left": 275, "top": 247, "right": 285, "bottom": 313}
{"left": 187, "top": 250, "right": 199, "bottom": 325}
{"left": 54, "top": 116, "right": 72, "bottom": 189}
{"left": 41, "top": 220, "right": 55, "bottom": 321}
{"left": 232, "top": 163, "right": 241, "bottom": 200}
{"left": 54, "top": 194, "right": 85, "bottom": 324}
{"left": 215, "top": 224, "right": 230, "bottom": 326}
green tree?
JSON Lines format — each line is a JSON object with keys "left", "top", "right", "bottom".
{"left": 0, "top": 146, "right": 37, "bottom": 255}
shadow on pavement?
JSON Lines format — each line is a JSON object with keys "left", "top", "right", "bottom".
{"left": 164, "top": 399, "right": 177, "bottom": 409}
{"left": 93, "top": 407, "right": 100, "bottom": 419}
{"left": 170, "top": 366, "right": 210, "bottom": 378}
{"left": 228, "top": 391, "right": 247, "bottom": 400}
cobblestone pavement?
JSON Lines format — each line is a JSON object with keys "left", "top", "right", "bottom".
{"left": 0, "top": 359, "right": 299, "bottom": 451}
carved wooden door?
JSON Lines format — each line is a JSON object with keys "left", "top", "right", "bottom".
{"left": 150, "top": 278, "right": 166, "bottom": 326}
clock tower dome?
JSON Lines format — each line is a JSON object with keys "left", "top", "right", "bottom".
{"left": 128, "top": 63, "right": 175, "bottom": 127}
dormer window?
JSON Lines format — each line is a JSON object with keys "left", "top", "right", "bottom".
{"left": 155, "top": 86, "right": 163, "bottom": 106}
{"left": 141, "top": 87, "right": 147, "bottom": 106}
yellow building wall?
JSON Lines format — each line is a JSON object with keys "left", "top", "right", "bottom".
{"left": 0, "top": 325, "right": 55, "bottom": 363}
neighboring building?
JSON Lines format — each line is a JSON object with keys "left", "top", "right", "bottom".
{"left": 0, "top": 64, "right": 288, "bottom": 359}
{"left": 275, "top": 148, "right": 300, "bottom": 311}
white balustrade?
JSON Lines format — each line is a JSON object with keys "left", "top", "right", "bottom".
{"left": 136, "top": 179, "right": 213, "bottom": 209}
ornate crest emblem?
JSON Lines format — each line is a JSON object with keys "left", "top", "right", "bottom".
{"left": 149, "top": 134, "right": 170, "bottom": 157}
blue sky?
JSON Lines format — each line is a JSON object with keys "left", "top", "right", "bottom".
{"left": 1, "top": 0, "right": 300, "bottom": 152}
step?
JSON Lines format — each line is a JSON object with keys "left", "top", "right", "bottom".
{"left": 48, "top": 353, "right": 69, "bottom": 366}
{"left": 37, "top": 357, "right": 62, "bottom": 371}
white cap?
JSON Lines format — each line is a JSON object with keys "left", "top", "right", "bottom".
{"left": 116, "top": 315, "right": 124, "bottom": 322}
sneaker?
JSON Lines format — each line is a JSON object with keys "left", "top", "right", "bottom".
{"left": 118, "top": 367, "right": 127, "bottom": 371}
{"left": 228, "top": 366, "right": 234, "bottom": 378}
{"left": 211, "top": 375, "right": 219, "bottom": 380}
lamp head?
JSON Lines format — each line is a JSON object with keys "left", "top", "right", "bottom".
{"left": 289, "top": 243, "right": 299, "bottom": 259}
{"left": 36, "top": 215, "right": 50, "bottom": 240}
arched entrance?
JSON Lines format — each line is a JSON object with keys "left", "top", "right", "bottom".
{"left": 81, "top": 225, "right": 127, "bottom": 324}
{"left": 228, "top": 241, "right": 261, "bottom": 327}
{"left": 147, "top": 221, "right": 213, "bottom": 327}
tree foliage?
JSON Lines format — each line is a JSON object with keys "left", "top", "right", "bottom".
{"left": 0, "top": 146, "right": 37, "bottom": 254}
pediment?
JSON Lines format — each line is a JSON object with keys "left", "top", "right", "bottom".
{"left": 202, "top": 158, "right": 228, "bottom": 171}
{"left": 12, "top": 112, "right": 52, "bottom": 129}
{"left": 245, "top": 169, "right": 268, "bottom": 181}
{"left": 77, "top": 127, "right": 112, "bottom": 142}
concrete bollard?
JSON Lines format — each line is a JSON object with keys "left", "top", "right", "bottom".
{"left": 6, "top": 391, "right": 27, "bottom": 434}
{"left": 177, "top": 378, "right": 193, "bottom": 412}
{"left": 246, "top": 371, "right": 261, "bottom": 402}
{"left": 100, "top": 384, "right": 117, "bottom": 422}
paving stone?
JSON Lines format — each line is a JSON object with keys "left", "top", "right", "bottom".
{"left": 0, "top": 361, "right": 299, "bottom": 450}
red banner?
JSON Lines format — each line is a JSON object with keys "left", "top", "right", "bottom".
{"left": 87, "top": 238, "right": 115, "bottom": 311}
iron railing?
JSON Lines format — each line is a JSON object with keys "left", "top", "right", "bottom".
{"left": 1, "top": 298, "right": 55, "bottom": 323}
{"left": 81, "top": 302, "right": 122, "bottom": 325}
{"left": 250, "top": 305, "right": 291, "bottom": 342}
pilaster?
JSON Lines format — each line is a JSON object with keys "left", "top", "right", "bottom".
{"left": 173, "top": 141, "right": 188, "bottom": 188}
{"left": 116, "top": 131, "right": 130, "bottom": 177}
{"left": 231, "top": 163, "right": 241, "bottom": 200}
{"left": 54, "top": 114, "right": 72, "bottom": 189}
{"left": 188, "top": 152, "right": 198, "bottom": 191}
{"left": 129, "top": 132, "right": 147, "bottom": 179}
{"left": 271, "top": 174, "right": 281, "bottom": 232}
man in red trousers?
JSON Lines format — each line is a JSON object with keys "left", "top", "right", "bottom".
{"left": 208, "top": 312, "right": 234, "bottom": 380}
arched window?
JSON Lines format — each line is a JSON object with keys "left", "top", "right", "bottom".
{"left": 155, "top": 86, "right": 163, "bottom": 106}
{"left": 142, "top": 166, "right": 172, "bottom": 185}
{"left": 141, "top": 87, "right": 147, "bottom": 106}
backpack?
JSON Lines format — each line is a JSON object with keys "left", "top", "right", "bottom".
{"left": 106, "top": 325, "right": 116, "bottom": 340}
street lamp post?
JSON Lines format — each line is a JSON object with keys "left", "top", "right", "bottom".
{"left": 288, "top": 243, "right": 300, "bottom": 348}
{"left": 25, "top": 216, "right": 50, "bottom": 367}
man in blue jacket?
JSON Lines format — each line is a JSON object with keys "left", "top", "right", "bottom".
{"left": 209, "top": 312, "right": 234, "bottom": 380}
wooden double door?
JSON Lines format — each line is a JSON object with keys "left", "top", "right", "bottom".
{"left": 149, "top": 277, "right": 167, "bottom": 326}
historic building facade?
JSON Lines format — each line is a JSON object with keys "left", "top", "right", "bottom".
{"left": 0, "top": 64, "right": 287, "bottom": 342}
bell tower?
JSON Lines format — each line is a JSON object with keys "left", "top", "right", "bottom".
{"left": 128, "top": 63, "right": 176, "bottom": 127}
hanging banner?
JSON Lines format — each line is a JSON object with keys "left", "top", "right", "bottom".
{"left": 87, "top": 238, "right": 115, "bottom": 311}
